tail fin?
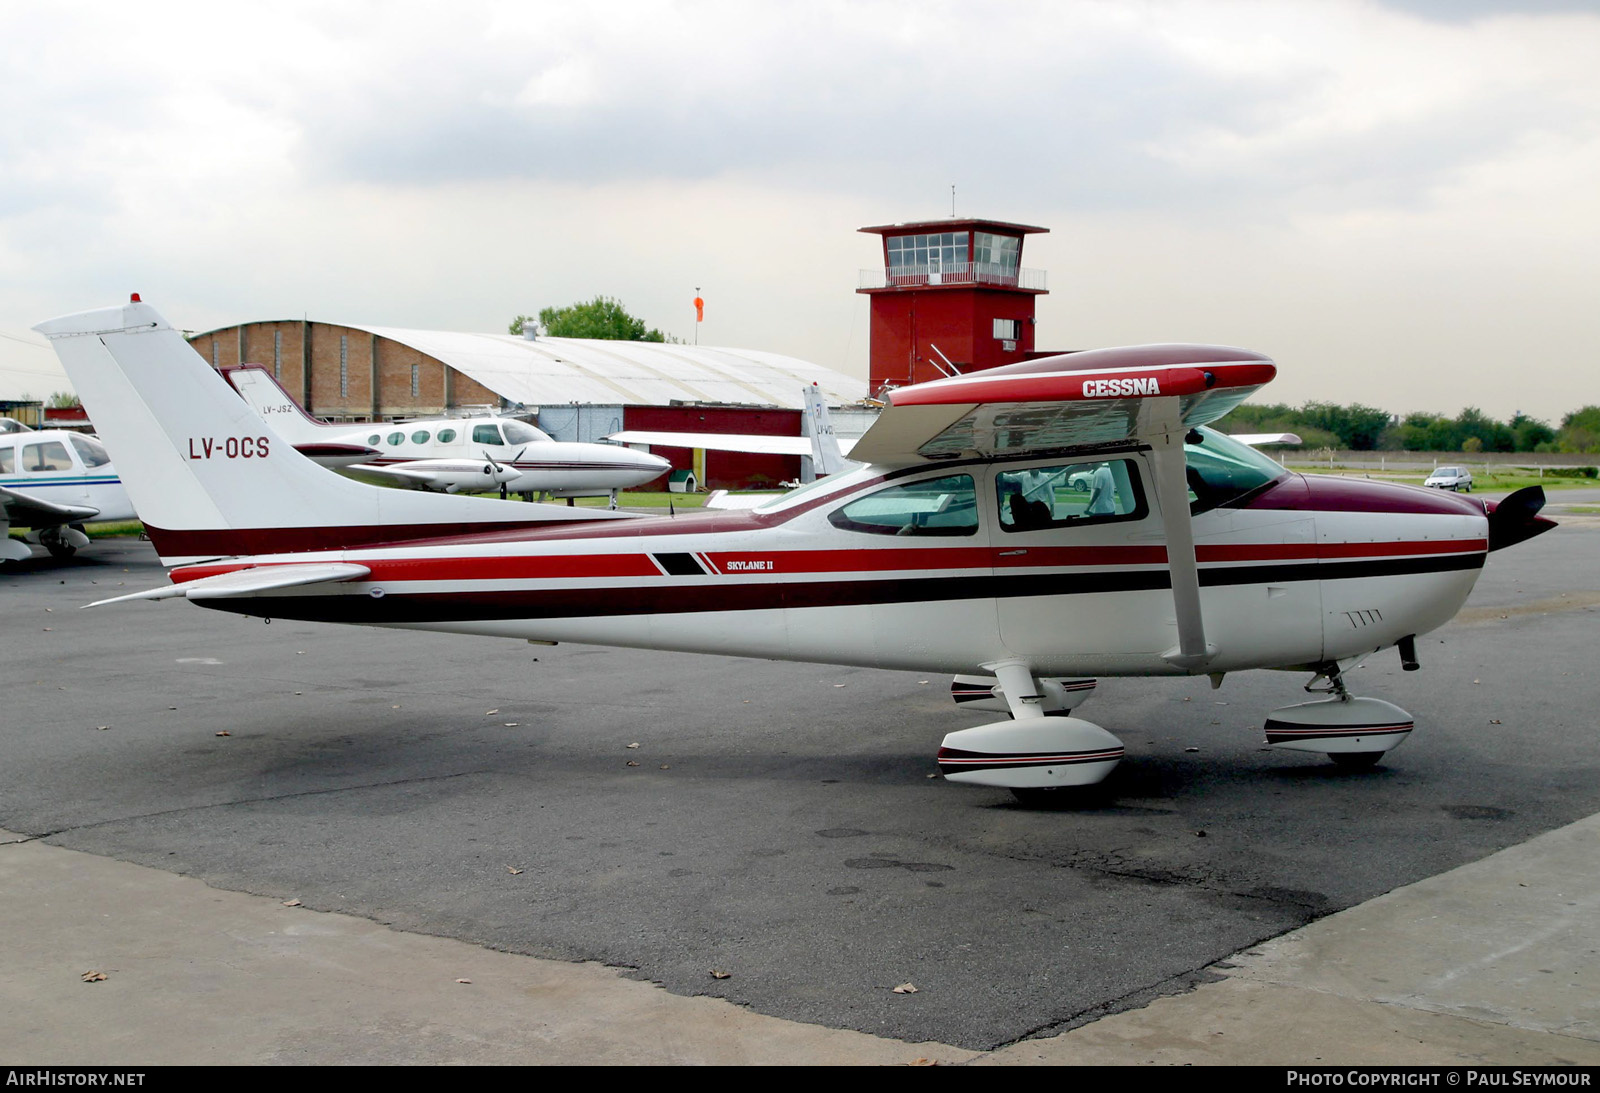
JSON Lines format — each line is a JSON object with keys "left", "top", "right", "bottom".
{"left": 802, "top": 383, "right": 851, "bottom": 477}
{"left": 34, "top": 300, "right": 631, "bottom": 565}
{"left": 218, "top": 364, "right": 336, "bottom": 446}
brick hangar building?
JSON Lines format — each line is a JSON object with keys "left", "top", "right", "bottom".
{"left": 188, "top": 216, "right": 1054, "bottom": 489}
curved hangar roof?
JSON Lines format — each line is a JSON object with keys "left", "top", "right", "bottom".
{"left": 347, "top": 324, "right": 865, "bottom": 409}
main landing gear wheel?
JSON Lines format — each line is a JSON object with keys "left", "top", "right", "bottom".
{"left": 40, "top": 525, "right": 86, "bottom": 558}
{"left": 1265, "top": 664, "right": 1414, "bottom": 767}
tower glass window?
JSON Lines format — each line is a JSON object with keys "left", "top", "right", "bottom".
{"left": 886, "top": 232, "right": 969, "bottom": 280}
{"left": 974, "top": 233, "right": 1020, "bottom": 281}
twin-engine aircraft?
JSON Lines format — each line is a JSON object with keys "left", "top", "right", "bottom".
{"left": 222, "top": 363, "right": 670, "bottom": 502}
{"left": 36, "top": 299, "right": 1553, "bottom": 799}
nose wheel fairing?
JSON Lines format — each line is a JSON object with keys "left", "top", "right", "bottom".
{"left": 1263, "top": 694, "right": 1414, "bottom": 757}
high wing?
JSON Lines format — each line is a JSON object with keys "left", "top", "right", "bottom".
{"left": 851, "top": 344, "right": 1277, "bottom": 672}
{"left": 849, "top": 345, "right": 1275, "bottom": 465}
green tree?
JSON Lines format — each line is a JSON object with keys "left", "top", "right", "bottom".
{"left": 1509, "top": 413, "right": 1555, "bottom": 452}
{"left": 1558, "top": 405, "right": 1600, "bottom": 453}
{"left": 1454, "top": 407, "right": 1514, "bottom": 452}
{"left": 509, "top": 297, "right": 667, "bottom": 342}
{"left": 46, "top": 390, "right": 79, "bottom": 409}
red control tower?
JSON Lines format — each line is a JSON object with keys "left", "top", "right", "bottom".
{"left": 857, "top": 217, "right": 1049, "bottom": 393}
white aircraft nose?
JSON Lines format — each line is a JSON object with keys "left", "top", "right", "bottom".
{"left": 619, "top": 449, "right": 672, "bottom": 486}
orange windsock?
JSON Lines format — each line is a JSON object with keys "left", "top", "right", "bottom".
{"left": 694, "top": 296, "right": 704, "bottom": 322}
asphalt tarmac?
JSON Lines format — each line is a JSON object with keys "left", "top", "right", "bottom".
{"left": 3, "top": 504, "right": 1597, "bottom": 1054}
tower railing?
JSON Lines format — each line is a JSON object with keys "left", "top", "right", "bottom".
{"left": 858, "top": 264, "right": 1047, "bottom": 290}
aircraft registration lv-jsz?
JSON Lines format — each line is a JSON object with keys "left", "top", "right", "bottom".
{"left": 36, "top": 299, "right": 1554, "bottom": 800}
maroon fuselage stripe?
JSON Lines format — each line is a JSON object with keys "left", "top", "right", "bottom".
{"left": 173, "top": 538, "right": 1489, "bottom": 587}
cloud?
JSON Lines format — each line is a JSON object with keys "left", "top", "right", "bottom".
{"left": 3, "top": 1, "right": 1598, "bottom": 419}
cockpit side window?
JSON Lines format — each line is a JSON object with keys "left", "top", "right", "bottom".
{"left": 473, "top": 424, "right": 504, "bottom": 446}
{"left": 996, "top": 459, "right": 1147, "bottom": 532}
{"left": 502, "top": 421, "right": 551, "bottom": 445}
{"left": 828, "top": 473, "right": 978, "bottom": 536}
{"left": 0, "top": 445, "right": 14, "bottom": 474}
{"left": 1183, "top": 426, "right": 1288, "bottom": 513}
{"left": 69, "top": 435, "right": 111, "bottom": 468}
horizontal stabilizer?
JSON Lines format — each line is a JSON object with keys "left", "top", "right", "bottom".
{"left": 1230, "top": 432, "right": 1302, "bottom": 447}
{"left": 85, "top": 562, "right": 371, "bottom": 608}
{"left": 703, "top": 489, "right": 782, "bottom": 510}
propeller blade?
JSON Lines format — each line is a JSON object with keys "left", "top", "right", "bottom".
{"left": 1486, "top": 485, "right": 1556, "bottom": 551}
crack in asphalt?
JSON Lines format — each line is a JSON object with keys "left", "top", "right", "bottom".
{"left": 19, "top": 769, "right": 493, "bottom": 841}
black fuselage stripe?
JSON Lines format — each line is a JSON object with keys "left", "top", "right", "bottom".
{"left": 196, "top": 553, "right": 1485, "bottom": 624}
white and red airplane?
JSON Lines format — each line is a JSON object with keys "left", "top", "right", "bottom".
{"left": 221, "top": 363, "right": 671, "bottom": 502}
{"left": 36, "top": 298, "right": 1553, "bottom": 799}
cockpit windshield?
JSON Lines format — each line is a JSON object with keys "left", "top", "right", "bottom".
{"left": 502, "top": 420, "right": 552, "bottom": 445}
{"left": 1185, "top": 426, "right": 1289, "bottom": 511}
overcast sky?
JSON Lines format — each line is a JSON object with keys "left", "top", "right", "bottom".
{"left": 2, "top": 0, "right": 1596, "bottom": 422}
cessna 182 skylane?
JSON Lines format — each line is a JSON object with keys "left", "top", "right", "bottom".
{"left": 223, "top": 363, "right": 670, "bottom": 502}
{"left": 37, "top": 299, "right": 1554, "bottom": 798}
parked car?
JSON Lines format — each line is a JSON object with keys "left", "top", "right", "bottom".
{"left": 1425, "top": 466, "right": 1473, "bottom": 492}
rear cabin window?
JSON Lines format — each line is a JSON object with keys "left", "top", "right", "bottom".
{"left": 22, "top": 441, "right": 73, "bottom": 472}
{"left": 386, "top": 431, "right": 404, "bottom": 446}
{"left": 0, "top": 445, "right": 14, "bottom": 473}
{"left": 828, "top": 474, "right": 978, "bottom": 536}
{"left": 411, "top": 430, "right": 431, "bottom": 444}
{"left": 436, "top": 428, "right": 458, "bottom": 444}
{"left": 997, "top": 459, "right": 1146, "bottom": 532}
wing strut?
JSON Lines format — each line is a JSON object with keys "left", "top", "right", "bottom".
{"left": 1140, "top": 397, "right": 1215, "bottom": 671}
